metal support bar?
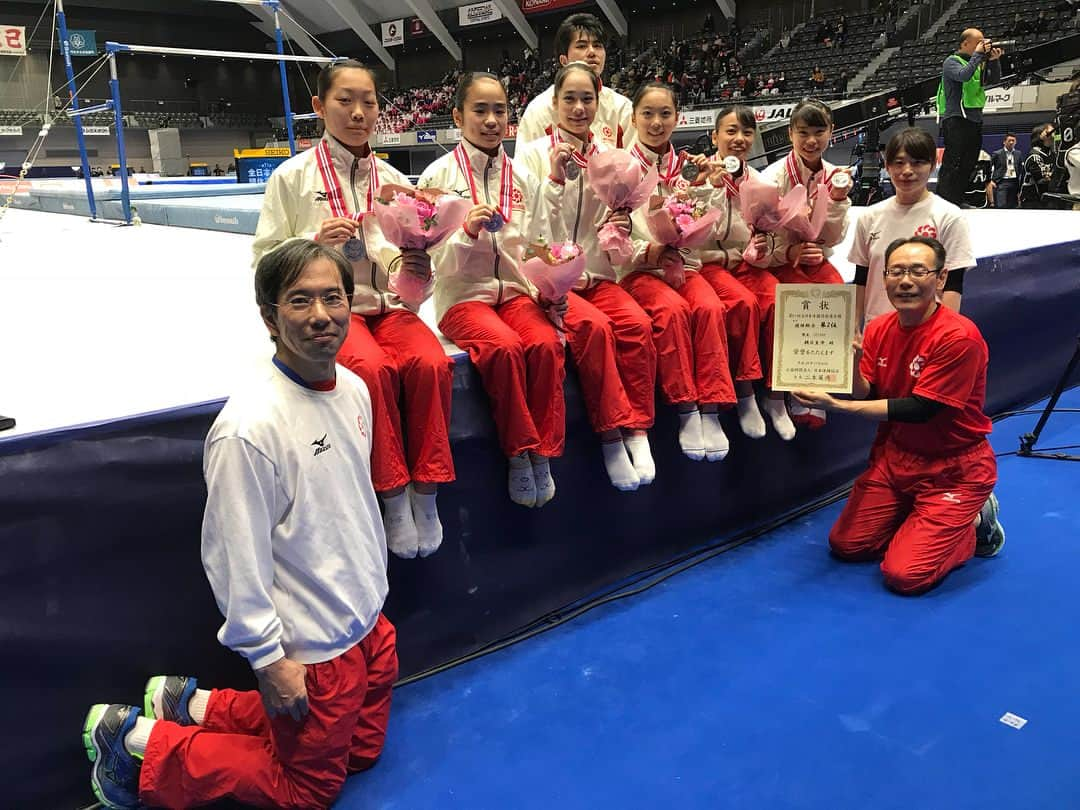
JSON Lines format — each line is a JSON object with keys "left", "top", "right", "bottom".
{"left": 274, "top": 10, "right": 296, "bottom": 154}
{"left": 108, "top": 54, "right": 132, "bottom": 224}
{"left": 1019, "top": 335, "right": 1080, "bottom": 461}
{"left": 56, "top": 1, "right": 98, "bottom": 219}
{"left": 65, "top": 102, "right": 115, "bottom": 118}
{"left": 291, "top": 112, "right": 320, "bottom": 121}
{"left": 105, "top": 41, "right": 338, "bottom": 64}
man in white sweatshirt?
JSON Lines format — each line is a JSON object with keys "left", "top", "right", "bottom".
{"left": 514, "top": 12, "right": 633, "bottom": 154}
{"left": 81, "top": 240, "right": 397, "bottom": 810}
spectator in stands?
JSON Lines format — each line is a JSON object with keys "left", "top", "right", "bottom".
{"left": 937, "top": 29, "right": 1003, "bottom": 206}
{"left": 1011, "top": 12, "right": 1031, "bottom": 37}
{"left": 516, "top": 62, "right": 659, "bottom": 489}
{"left": 212, "top": 163, "right": 224, "bottom": 176}
{"left": 762, "top": 99, "right": 852, "bottom": 432}
{"left": 254, "top": 60, "right": 455, "bottom": 558}
{"left": 836, "top": 69, "right": 851, "bottom": 96}
{"left": 517, "top": 13, "right": 632, "bottom": 151}
{"left": 811, "top": 66, "right": 826, "bottom": 91}
{"left": 1020, "top": 122, "right": 1056, "bottom": 207}
{"left": 1032, "top": 10, "right": 1051, "bottom": 34}
{"left": 620, "top": 81, "right": 738, "bottom": 462}
{"left": 987, "top": 132, "right": 1024, "bottom": 208}
{"left": 849, "top": 127, "right": 974, "bottom": 329}
{"left": 420, "top": 72, "right": 565, "bottom": 508}
{"left": 81, "top": 239, "right": 399, "bottom": 810}
{"left": 836, "top": 15, "right": 849, "bottom": 47}
{"left": 793, "top": 235, "right": 1005, "bottom": 594}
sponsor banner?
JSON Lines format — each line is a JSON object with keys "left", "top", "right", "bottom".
{"left": 505, "top": 123, "right": 518, "bottom": 139}
{"left": 676, "top": 109, "right": 717, "bottom": 130}
{"left": 520, "top": 0, "right": 582, "bottom": 14}
{"left": 234, "top": 147, "right": 291, "bottom": 158}
{"left": 381, "top": 19, "right": 404, "bottom": 47}
{"left": 460, "top": 2, "right": 503, "bottom": 26}
{"left": 0, "top": 125, "right": 22, "bottom": 135}
{"left": 1, "top": 25, "right": 27, "bottom": 56}
{"left": 675, "top": 103, "right": 801, "bottom": 131}
{"left": 407, "top": 18, "right": 428, "bottom": 38}
{"left": 381, "top": 133, "right": 402, "bottom": 145}
{"left": 416, "top": 129, "right": 437, "bottom": 143}
{"left": 297, "top": 137, "right": 312, "bottom": 150}
{"left": 983, "top": 85, "right": 1037, "bottom": 111}
{"left": 82, "top": 126, "right": 110, "bottom": 136}
{"left": 64, "top": 30, "right": 97, "bottom": 57}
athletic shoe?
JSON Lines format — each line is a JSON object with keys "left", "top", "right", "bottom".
{"left": 975, "top": 492, "right": 1006, "bottom": 557}
{"left": 82, "top": 704, "right": 141, "bottom": 809}
{"left": 144, "top": 674, "right": 198, "bottom": 725}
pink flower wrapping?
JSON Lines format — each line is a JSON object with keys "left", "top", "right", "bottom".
{"left": 521, "top": 239, "right": 588, "bottom": 335}
{"left": 737, "top": 171, "right": 806, "bottom": 263}
{"left": 372, "top": 183, "right": 470, "bottom": 307}
{"left": 587, "top": 150, "right": 660, "bottom": 263}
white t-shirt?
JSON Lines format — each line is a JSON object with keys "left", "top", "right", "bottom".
{"left": 848, "top": 192, "right": 975, "bottom": 325}
{"left": 201, "top": 359, "right": 387, "bottom": 669}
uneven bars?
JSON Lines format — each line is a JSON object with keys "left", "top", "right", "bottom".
{"left": 105, "top": 42, "right": 340, "bottom": 64}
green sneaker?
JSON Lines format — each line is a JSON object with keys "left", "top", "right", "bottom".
{"left": 975, "top": 492, "right": 1005, "bottom": 557}
{"left": 143, "top": 674, "right": 198, "bottom": 725}
{"left": 82, "top": 703, "right": 141, "bottom": 809}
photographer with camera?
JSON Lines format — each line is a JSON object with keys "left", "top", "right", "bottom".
{"left": 936, "top": 29, "right": 1003, "bottom": 206}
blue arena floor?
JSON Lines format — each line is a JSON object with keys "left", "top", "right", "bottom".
{"left": 338, "top": 389, "right": 1080, "bottom": 810}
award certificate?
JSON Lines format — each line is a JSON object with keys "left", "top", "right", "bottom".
{"left": 771, "top": 283, "right": 856, "bottom": 394}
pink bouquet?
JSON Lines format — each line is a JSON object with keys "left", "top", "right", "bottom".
{"left": 372, "top": 184, "right": 470, "bottom": 307}
{"left": 521, "top": 237, "right": 587, "bottom": 335}
{"left": 587, "top": 149, "right": 659, "bottom": 263}
{"left": 644, "top": 191, "right": 724, "bottom": 287}
{"left": 737, "top": 172, "right": 828, "bottom": 263}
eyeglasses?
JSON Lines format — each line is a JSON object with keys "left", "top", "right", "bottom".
{"left": 884, "top": 265, "right": 939, "bottom": 280}
{"left": 272, "top": 292, "right": 349, "bottom": 313}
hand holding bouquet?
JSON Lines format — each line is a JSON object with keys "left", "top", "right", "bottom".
{"left": 372, "top": 184, "right": 470, "bottom": 307}
{"left": 737, "top": 171, "right": 805, "bottom": 263}
{"left": 521, "top": 237, "right": 587, "bottom": 335}
{"left": 587, "top": 150, "right": 659, "bottom": 263}
{"left": 644, "top": 191, "right": 724, "bottom": 287}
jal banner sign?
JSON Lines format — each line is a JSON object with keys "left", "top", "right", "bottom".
{"left": 520, "top": 0, "right": 583, "bottom": 14}
{"left": 381, "top": 19, "right": 404, "bottom": 47}
{"left": 1, "top": 25, "right": 27, "bottom": 56}
{"left": 459, "top": 2, "right": 503, "bottom": 26}
{"left": 64, "top": 29, "right": 97, "bottom": 57}
{"left": 407, "top": 18, "right": 428, "bottom": 38}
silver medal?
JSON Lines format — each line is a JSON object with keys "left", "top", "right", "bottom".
{"left": 681, "top": 161, "right": 700, "bottom": 182}
{"left": 564, "top": 161, "right": 581, "bottom": 181}
{"left": 343, "top": 236, "right": 367, "bottom": 261}
{"left": 723, "top": 155, "right": 742, "bottom": 174}
{"left": 831, "top": 171, "right": 851, "bottom": 189}
{"left": 483, "top": 212, "right": 504, "bottom": 233}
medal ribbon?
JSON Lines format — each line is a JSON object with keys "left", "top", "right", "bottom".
{"left": 315, "top": 139, "right": 379, "bottom": 220}
{"left": 632, "top": 143, "right": 686, "bottom": 186}
{"left": 454, "top": 144, "right": 513, "bottom": 222}
{"left": 550, "top": 129, "right": 597, "bottom": 169}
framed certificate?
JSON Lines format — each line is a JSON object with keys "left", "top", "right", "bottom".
{"left": 771, "top": 283, "right": 856, "bottom": 394}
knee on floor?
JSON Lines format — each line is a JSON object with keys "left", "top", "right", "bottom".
{"left": 880, "top": 561, "right": 938, "bottom": 596}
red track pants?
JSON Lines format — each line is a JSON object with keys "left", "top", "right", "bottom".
{"left": 699, "top": 263, "right": 764, "bottom": 382}
{"left": 568, "top": 281, "right": 656, "bottom": 431}
{"left": 621, "top": 271, "right": 736, "bottom": 407}
{"left": 829, "top": 441, "right": 997, "bottom": 594}
{"left": 729, "top": 263, "right": 779, "bottom": 385}
{"left": 772, "top": 259, "right": 845, "bottom": 286}
{"left": 140, "top": 614, "right": 398, "bottom": 809}
{"left": 439, "top": 295, "right": 566, "bottom": 458}
{"left": 337, "top": 310, "right": 455, "bottom": 491}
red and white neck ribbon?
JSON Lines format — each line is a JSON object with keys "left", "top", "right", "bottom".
{"left": 785, "top": 150, "right": 842, "bottom": 197}
{"left": 632, "top": 143, "right": 686, "bottom": 187}
{"left": 550, "top": 128, "right": 598, "bottom": 169}
{"left": 454, "top": 143, "right": 513, "bottom": 222}
{"left": 714, "top": 154, "right": 740, "bottom": 198}
{"left": 315, "top": 139, "right": 379, "bottom": 220}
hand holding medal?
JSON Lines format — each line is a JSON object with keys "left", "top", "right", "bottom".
{"left": 681, "top": 152, "right": 709, "bottom": 183}
{"left": 549, "top": 142, "right": 578, "bottom": 182}
{"left": 829, "top": 169, "right": 852, "bottom": 201}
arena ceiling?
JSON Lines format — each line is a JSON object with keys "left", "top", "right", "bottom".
{"left": 64, "top": 0, "right": 675, "bottom": 71}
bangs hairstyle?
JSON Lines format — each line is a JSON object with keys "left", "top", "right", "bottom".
{"left": 316, "top": 59, "right": 375, "bottom": 100}
{"left": 1031, "top": 123, "right": 1051, "bottom": 144}
{"left": 554, "top": 61, "right": 600, "bottom": 95}
{"left": 884, "top": 127, "right": 937, "bottom": 166}
{"left": 714, "top": 104, "right": 757, "bottom": 132}
{"left": 454, "top": 71, "right": 505, "bottom": 111}
{"left": 555, "top": 13, "right": 607, "bottom": 57}
{"left": 632, "top": 81, "right": 679, "bottom": 111}
{"left": 883, "top": 236, "right": 947, "bottom": 273}
{"left": 255, "top": 239, "right": 354, "bottom": 319}
{"left": 789, "top": 99, "right": 833, "bottom": 129}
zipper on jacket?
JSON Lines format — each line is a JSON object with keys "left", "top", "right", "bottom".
{"left": 482, "top": 156, "right": 504, "bottom": 303}
{"left": 351, "top": 155, "right": 385, "bottom": 314}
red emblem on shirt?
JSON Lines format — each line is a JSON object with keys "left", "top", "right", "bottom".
{"left": 602, "top": 125, "right": 613, "bottom": 138}
{"left": 511, "top": 186, "right": 525, "bottom": 210}
{"left": 914, "top": 224, "right": 938, "bottom": 239}
{"left": 909, "top": 354, "right": 926, "bottom": 379}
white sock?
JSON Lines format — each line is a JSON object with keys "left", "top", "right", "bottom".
{"left": 623, "top": 433, "right": 656, "bottom": 484}
{"left": 508, "top": 453, "right": 536, "bottom": 507}
{"left": 381, "top": 492, "right": 419, "bottom": 559}
{"left": 763, "top": 397, "right": 796, "bottom": 441}
{"left": 788, "top": 400, "right": 810, "bottom": 417}
{"left": 810, "top": 407, "right": 827, "bottom": 424}
{"left": 531, "top": 456, "right": 556, "bottom": 507}
{"left": 188, "top": 689, "right": 210, "bottom": 725}
{"left": 737, "top": 394, "right": 767, "bottom": 439}
{"left": 701, "top": 412, "right": 730, "bottom": 461}
{"left": 678, "top": 409, "right": 706, "bottom": 460}
{"left": 124, "top": 716, "right": 155, "bottom": 757}
{"left": 408, "top": 486, "right": 443, "bottom": 558}
{"left": 602, "top": 440, "right": 640, "bottom": 491}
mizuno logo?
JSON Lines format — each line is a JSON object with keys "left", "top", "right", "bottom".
{"left": 311, "top": 434, "right": 332, "bottom": 457}
{"left": 314, "top": 191, "right": 328, "bottom": 202}
{"left": 942, "top": 492, "right": 960, "bottom": 503}
{"left": 868, "top": 230, "right": 881, "bottom": 243}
